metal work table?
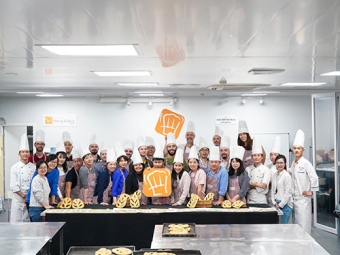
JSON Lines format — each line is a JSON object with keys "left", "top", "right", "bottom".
{"left": 0, "top": 222, "right": 65, "bottom": 255}
{"left": 151, "top": 224, "right": 330, "bottom": 255}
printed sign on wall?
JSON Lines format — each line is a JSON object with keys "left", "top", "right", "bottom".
{"left": 215, "top": 115, "right": 236, "bottom": 125}
{"left": 155, "top": 109, "right": 185, "bottom": 138}
{"left": 43, "top": 114, "right": 77, "bottom": 126}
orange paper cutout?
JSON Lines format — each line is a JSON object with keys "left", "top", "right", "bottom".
{"left": 143, "top": 168, "right": 172, "bottom": 197}
{"left": 155, "top": 109, "right": 185, "bottom": 139}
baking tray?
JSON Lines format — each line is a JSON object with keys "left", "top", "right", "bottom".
{"left": 162, "top": 223, "right": 196, "bottom": 237}
{"left": 134, "top": 250, "right": 202, "bottom": 255}
{"left": 66, "top": 245, "right": 135, "bottom": 255}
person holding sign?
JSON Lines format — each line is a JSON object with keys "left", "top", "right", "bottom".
{"left": 170, "top": 148, "right": 191, "bottom": 206}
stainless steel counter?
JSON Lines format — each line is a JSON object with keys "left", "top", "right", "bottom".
{"left": 0, "top": 222, "right": 65, "bottom": 255}
{"left": 151, "top": 224, "right": 330, "bottom": 255}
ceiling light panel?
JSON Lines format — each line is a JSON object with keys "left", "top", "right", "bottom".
{"left": 280, "top": 83, "right": 326, "bottom": 86}
{"left": 117, "top": 83, "right": 159, "bottom": 87}
{"left": 241, "top": 93, "right": 267, "bottom": 97}
{"left": 93, "top": 71, "right": 152, "bottom": 77}
{"left": 138, "top": 93, "right": 164, "bottom": 97}
{"left": 38, "top": 45, "right": 141, "bottom": 56}
{"left": 36, "top": 94, "right": 64, "bottom": 97}
{"left": 320, "top": 71, "right": 340, "bottom": 76}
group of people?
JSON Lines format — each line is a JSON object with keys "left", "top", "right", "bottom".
{"left": 10, "top": 120, "right": 319, "bottom": 234}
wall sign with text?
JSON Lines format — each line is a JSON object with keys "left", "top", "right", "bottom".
{"left": 215, "top": 115, "right": 236, "bottom": 125}
{"left": 43, "top": 114, "right": 77, "bottom": 127}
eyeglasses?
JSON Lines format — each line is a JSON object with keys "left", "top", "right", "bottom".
{"left": 276, "top": 162, "right": 285, "bottom": 165}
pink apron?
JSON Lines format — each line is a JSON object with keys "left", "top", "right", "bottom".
{"left": 102, "top": 175, "right": 113, "bottom": 204}
{"left": 183, "top": 146, "right": 190, "bottom": 162}
{"left": 206, "top": 170, "right": 219, "bottom": 201}
{"left": 242, "top": 149, "right": 253, "bottom": 169}
{"left": 57, "top": 172, "right": 66, "bottom": 202}
{"left": 79, "top": 168, "right": 97, "bottom": 203}
{"left": 228, "top": 176, "right": 246, "bottom": 202}
{"left": 190, "top": 171, "right": 198, "bottom": 195}
{"left": 66, "top": 161, "right": 74, "bottom": 171}
{"left": 70, "top": 170, "right": 81, "bottom": 200}
{"left": 138, "top": 180, "right": 148, "bottom": 204}
{"left": 172, "top": 177, "right": 186, "bottom": 204}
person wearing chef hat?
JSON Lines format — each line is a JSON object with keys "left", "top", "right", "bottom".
{"left": 206, "top": 146, "right": 229, "bottom": 205}
{"left": 170, "top": 148, "right": 191, "bottom": 206}
{"left": 123, "top": 140, "right": 134, "bottom": 169}
{"left": 55, "top": 140, "right": 68, "bottom": 201}
{"left": 220, "top": 135, "right": 231, "bottom": 170}
{"left": 29, "top": 129, "right": 47, "bottom": 164}
{"left": 146, "top": 136, "right": 156, "bottom": 161}
{"left": 290, "top": 129, "right": 319, "bottom": 234}
{"left": 164, "top": 132, "right": 188, "bottom": 171}
{"left": 93, "top": 141, "right": 109, "bottom": 178}
{"left": 88, "top": 133, "right": 101, "bottom": 163}
{"left": 136, "top": 135, "right": 153, "bottom": 169}
{"left": 79, "top": 143, "right": 96, "bottom": 204}
{"left": 226, "top": 146, "right": 250, "bottom": 203}
{"left": 10, "top": 133, "right": 36, "bottom": 222}
{"left": 212, "top": 126, "right": 224, "bottom": 147}
{"left": 198, "top": 137, "right": 210, "bottom": 172}
{"left": 65, "top": 144, "right": 83, "bottom": 199}
{"left": 188, "top": 146, "right": 206, "bottom": 199}
{"left": 177, "top": 121, "right": 199, "bottom": 161}
{"left": 237, "top": 120, "right": 266, "bottom": 168}
{"left": 62, "top": 131, "right": 73, "bottom": 170}
{"left": 245, "top": 137, "right": 271, "bottom": 204}
{"left": 266, "top": 136, "right": 281, "bottom": 205}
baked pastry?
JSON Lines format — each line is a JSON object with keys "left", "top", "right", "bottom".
{"left": 72, "top": 198, "right": 85, "bottom": 209}
{"left": 168, "top": 223, "right": 191, "bottom": 235}
{"left": 95, "top": 248, "right": 112, "bottom": 255}
{"left": 111, "top": 247, "right": 132, "bottom": 255}
{"left": 134, "top": 190, "right": 142, "bottom": 199}
{"left": 221, "top": 200, "right": 232, "bottom": 208}
{"left": 59, "top": 197, "right": 72, "bottom": 209}
{"left": 129, "top": 193, "right": 140, "bottom": 208}
{"left": 204, "top": 192, "right": 214, "bottom": 201}
{"left": 187, "top": 193, "right": 199, "bottom": 208}
{"left": 232, "top": 200, "right": 244, "bottom": 209}
{"left": 116, "top": 194, "right": 130, "bottom": 208}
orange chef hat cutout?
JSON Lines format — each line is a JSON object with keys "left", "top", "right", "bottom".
{"left": 155, "top": 109, "right": 185, "bottom": 139}
{"left": 143, "top": 168, "right": 172, "bottom": 197}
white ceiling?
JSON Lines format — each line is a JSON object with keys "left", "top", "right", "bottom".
{"left": 1, "top": 0, "right": 340, "bottom": 99}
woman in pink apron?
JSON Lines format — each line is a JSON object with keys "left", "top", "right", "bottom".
{"left": 79, "top": 153, "right": 96, "bottom": 204}
{"left": 170, "top": 151, "right": 191, "bottom": 206}
{"left": 56, "top": 151, "right": 68, "bottom": 202}
{"left": 125, "top": 152, "right": 148, "bottom": 205}
{"left": 188, "top": 146, "right": 206, "bottom": 199}
{"left": 226, "top": 146, "right": 250, "bottom": 203}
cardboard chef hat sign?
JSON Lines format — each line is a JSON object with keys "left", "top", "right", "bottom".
{"left": 166, "top": 132, "right": 177, "bottom": 146}
{"left": 19, "top": 133, "right": 30, "bottom": 152}
{"left": 132, "top": 149, "right": 143, "bottom": 165}
{"left": 186, "top": 120, "right": 195, "bottom": 133}
{"left": 56, "top": 140, "right": 66, "bottom": 153}
{"left": 199, "top": 137, "right": 209, "bottom": 151}
{"left": 209, "top": 146, "right": 220, "bottom": 161}
{"left": 35, "top": 129, "right": 45, "bottom": 142}
{"left": 220, "top": 135, "right": 230, "bottom": 148}
{"left": 252, "top": 137, "right": 263, "bottom": 155}
{"left": 100, "top": 141, "right": 109, "bottom": 152}
{"left": 188, "top": 146, "right": 199, "bottom": 160}
{"left": 123, "top": 140, "right": 134, "bottom": 150}
{"left": 238, "top": 120, "right": 249, "bottom": 134}
{"left": 214, "top": 126, "right": 224, "bottom": 137}
{"left": 72, "top": 144, "right": 82, "bottom": 159}
{"left": 146, "top": 136, "right": 155, "bottom": 147}
{"left": 271, "top": 136, "right": 281, "bottom": 153}
{"left": 89, "top": 133, "right": 98, "bottom": 146}
{"left": 62, "top": 131, "right": 72, "bottom": 144}
{"left": 153, "top": 144, "right": 164, "bottom": 159}
{"left": 230, "top": 146, "right": 245, "bottom": 160}
{"left": 115, "top": 142, "right": 126, "bottom": 158}
{"left": 106, "top": 148, "right": 117, "bottom": 163}
{"left": 293, "top": 129, "right": 305, "bottom": 148}
{"left": 137, "top": 135, "right": 146, "bottom": 148}
{"left": 174, "top": 148, "right": 184, "bottom": 163}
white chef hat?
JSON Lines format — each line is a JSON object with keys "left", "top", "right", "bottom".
{"left": 19, "top": 133, "right": 30, "bottom": 152}
{"left": 100, "top": 141, "right": 109, "bottom": 152}
{"left": 199, "top": 137, "right": 209, "bottom": 151}
{"left": 230, "top": 146, "right": 245, "bottom": 160}
{"left": 220, "top": 135, "right": 230, "bottom": 148}
{"left": 115, "top": 142, "right": 126, "bottom": 158}
{"left": 188, "top": 146, "right": 199, "bottom": 160}
{"left": 174, "top": 148, "right": 184, "bottom": 163}
{"left": 153, "top": 144, "right": 164, "bottom": 159}
{"left": 132, "top": 149, "right": 143, "bottom": 165}
{"left": 80, "top": 142, "right": 91, "bottom": 158}
{"left": 214, "top": 126, "right": 224, "bottom": 137}
{"left": 62, "top": 131, "right": 73, "bottom": 144}
{"left": 137, "top": 135, "right": 146, "bottom": 148}
{"left": 123, "top": 140, "right": 134, "bottom": 150}
{"left": 293, "top": 129, "right": 305, "bottom": 148}
{"left": 252, "top": 137, "right": 263, "bottom": 154}
{"left": 209, "top": 146, "right": 220, "bottom": 161}
{"left": 238, "top": 120, "right": 249, "bottom": 134}
{"left": 271, "top": 136, "right": 281, "bottom": 153}
{"left": 56, "top": 140, "right": 66, "bottom": 153}
{"left": 89, "top": 133, "right": 98, "bottom": 146}
{"left": 106, "top": 148, "right": 117, "bottom": 163}
{"left": 186, "top": 120, "right": 195, "bottom": 133}
{"left": 72, "top": 144, "right": 82, "bottom": 159}
{"left": 35, "top": 129, "right": 45, "bottom": 143}
{"left": 145, "top": 136, "right": 155, "bottom": 147}
{"left": 166, "top": 132, "right": 177, "bottom": 146}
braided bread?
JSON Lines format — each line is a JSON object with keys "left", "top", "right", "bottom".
{"left": 72, "top": 198, "right": 84, "bottom": 209}
{"left": 204, "top": 192, "right": 214, "bottom": 201}
{"left": 129, "top": 193, "right": 140, "bottom": 208}
{"left": 187, "top": 193, "right": 199, "bottom": 208}
{"left": 111, "top": 247, "right": 132, "bottom": 255}
{"left": 232, "top": 200, "right": 244, "bottom": 209}
{"left": 116, "top": 194, "right": 130, "bottom": 208}
{"left": 59, "top": 197, "right": 72, "bottom": 209}
{"left": 95, "top": 248, "right": 112, "bottom": 255}
{"left": 134, "top": 190, "right": 142, "bottom": 199}
{"left": 221, "top": 200, "right": 232, "bottom": 208}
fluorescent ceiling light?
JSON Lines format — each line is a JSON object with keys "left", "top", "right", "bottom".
{"left": 320, "top": 71, "right": 340, "bottom": 76}
{"left": 117, "top": 83, "right": 159, "bottom": 87}
{"left": 280, "top": 82, "right": 326, "bottom": 86}
{"left": 241, "top": 93, "right": 267, "bottom": 97}
{"left": 17, "top": 92, "right": 43, "bottom": 94}
{"left": 248, "top": 68, "right": 285, "bottom": 75}
{"left": 138, "top": 93, "right": 164, "bottom": 97}
{"left": 135, "top": 91, "right": 163, "bottom": 94}
{"left": 36, "top": 94, "right": 64, "bottom": 97}
{"left": 93, "top": 71, "right": 152, "bottom": 77}
{"left": 38, "top": 45, "right": 140, "bottom": 56}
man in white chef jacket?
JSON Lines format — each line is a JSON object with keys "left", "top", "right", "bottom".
{"left": 290, "top": 129, "right": 319, "bottom": 234}
{"left": 245, "top": 137, "right": 271, "bottom": 204}
{"left": 10, "top": 133, "right": 36, "bottom": 222}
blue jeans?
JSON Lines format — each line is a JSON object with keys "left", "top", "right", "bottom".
{"left": 29, "top": 206, "right": 45, "bottom": 222}
{"left": 276, "top": 199, "right": 292, "bottom": 224}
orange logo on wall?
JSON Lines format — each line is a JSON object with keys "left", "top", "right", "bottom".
{"left": 155, "top": 109, "right": 185, "bottom": 139}
{"left": 143, "top": 168, "right": 172, "bottom": 197}
{"left": 44, "top": 116, "right": 53, "bottom": 125}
